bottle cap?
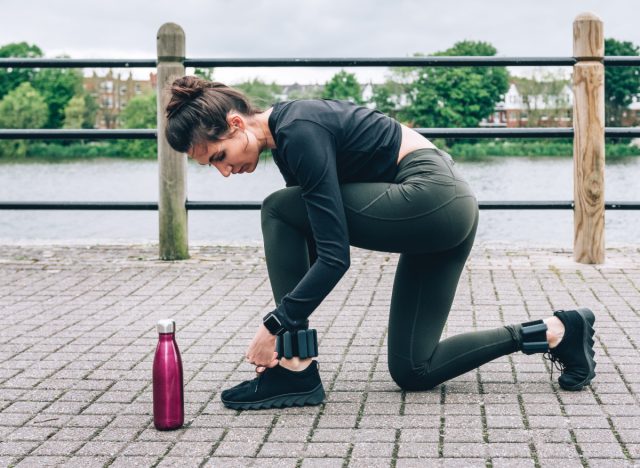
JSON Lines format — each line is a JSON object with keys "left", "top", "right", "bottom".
{"left": 157, "top": 319, "right": 175, "bottom": 334}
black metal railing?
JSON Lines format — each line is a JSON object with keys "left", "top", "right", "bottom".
{"left": 1, "top": 55, "right": 639, "bottom": 212}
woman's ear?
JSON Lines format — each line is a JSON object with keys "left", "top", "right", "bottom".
{"left": 227, "top": 112, "right": 244, "bottom": 131}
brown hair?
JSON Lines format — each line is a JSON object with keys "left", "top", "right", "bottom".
{"left": 164, "top": 76, "right": 264, "bottom": 153}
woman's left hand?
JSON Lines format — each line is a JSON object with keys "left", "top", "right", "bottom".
{"left": 246, "top": 324, "right": 279, "bottom": 373}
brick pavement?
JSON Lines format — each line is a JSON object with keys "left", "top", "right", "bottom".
{"left": 0, "top": 243, "right": 638, "bottom": 467}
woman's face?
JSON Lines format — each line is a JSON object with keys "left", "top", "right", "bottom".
{"left": 187, "top": 122, "right": 260, "bottom": 177}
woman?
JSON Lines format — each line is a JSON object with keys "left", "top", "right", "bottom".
{"left": 164, "top": 76, "right": 596, "bottom": 411}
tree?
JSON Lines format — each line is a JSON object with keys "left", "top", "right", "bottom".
{"left": 234, "top": 78, "right": 280, "bottom": 109}
{"left": 120, "top": 92, "right": 157, "bottom": 128}
{"left": 604, "top": 38, "right": 640, "bottom": 126}
{"left": 397, "top": 41, "right": 509, "bottom": 131}
{"left": 322, "top": 70, "right": 363, "bottom": 104}
{"left": 193, "top": 67, "right": 215, "bottom": 81}
{"left": 511, "top": 72, "right": 571, "bottom": 127}
{"left": 115, "top": 92, "right": 157, "bottom": 158}
{"left": 0, "top": 42, "right": 43, "bottom": 99}
{"left": 286, "top": 85, "right": 323, "bottom": 100}
{"left": 32, "top": 62, "right": 83, "bottom": 129}
{"left": 63, "top": 95, "right": 86, "bottom": 129}
{"left": 82, "top": 93, "right": 99, "bottom": 129}
{"left": 0, "top": 82, "right": 48, "bottom": 158}
{"left": 369, "top": 80, "right": 408, "bottom": 120}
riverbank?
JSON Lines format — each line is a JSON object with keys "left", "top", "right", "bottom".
{"left": 0, "top": 140, "right": 637, "bottom": 162}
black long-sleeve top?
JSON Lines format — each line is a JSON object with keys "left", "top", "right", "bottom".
{"left": 266, "top": 99, "right": 402, "bottom": 332}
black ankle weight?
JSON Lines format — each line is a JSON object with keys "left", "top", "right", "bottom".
{"left": 276, "top": 329, "right": 318, "bottom": 359}
{"left": 520, "top": 319, "right": 549, "bottom": 354}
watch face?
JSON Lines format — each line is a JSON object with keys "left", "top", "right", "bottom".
{"left": 264, "top": 314, "right": 282, "bottom": 333}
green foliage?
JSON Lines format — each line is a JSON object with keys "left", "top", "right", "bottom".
{"left": 31, "top": 64, "right": 83, "bottom": 129}
{"left": 322, "top": 70, "right": 363, "bottom": 104}
{"left": 193, "top": 67, "right": 215, "bottom": 81}
{"left": 0, "top": 82, "right": 49, "bottom": 158}
{"left": 26, "top": 141, "right": 123, "bottom": 159}
{"left": 370, "top": 80, "right": 406, "bottom": 120}
{"left": 510, "top": 72, "right": 571, "bottom": 127}
{"left": 82, "top": 93, "right": 99, "bottom": 129}
{"left": 234, "top": 78, "right": 280, "bottom": 109}
{"left": 0, "top": 42, "right": 43, "bottom": 99}
{"left": 398, "top": 41, "right": 509, "bottom": 133}
{"left": 446, "top": 139, "right": 640, "bottom": 159}
{"left": 63, "top": 95, "right": 86, "bottom": 129}
{"left": 120, "top": 92, "right": 157, "bottom": 128}
{"left": 114, "top": 92, "right": 157, "bottom": 158}
{"left": 604, "top": 38, "right": 640, "bottom": 126}
{"left": 286, "top": 86, "right": 323, "bottom": 100}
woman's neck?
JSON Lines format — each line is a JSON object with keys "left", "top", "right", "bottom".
{"left": 251, "top": 107, "right": 276, "bottom": 152}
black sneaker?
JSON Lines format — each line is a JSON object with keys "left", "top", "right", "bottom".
{"left": 544, "top": 307, "right": 596, "bottom": 391}
{"left": 220, "top": 360, "right": 325, "bottom": 410}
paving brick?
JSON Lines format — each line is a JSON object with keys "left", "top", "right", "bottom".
{"left": 303, "top": 442, "right": 350, "bottom": 458}
{"left": 6, "top": 426, "right": 56, "bottom": 441}
{"left": 213, "top": 441, "right": 260, "bottom": 457}
{"left": 74, "top": 440, "right": 127, "bottom": 456}
{"left": 300, "top": 459, "right": 344, "bottom": 468}
{"left": 158, "top": 457, "right": 206, "bottom": 467}
{"left": 120, "top": 441, "right": 171, "bottom": 456}
{"left": 397, "top": 442, "right": 438, "bottom": 458}
{"left": 0, "top": 441, "right": 40, "bottom": 456}
{"left": 258, "top": 441, "right": 305, "bottom": 457}
{"left": 109, "top": 455, "right": 161, "bottom": 467}
{"left": 492, "top": 458, "right": 536, "bottom": 468}
{"left": 30, "top": 440, "right": 84, "bottom": 456}
{"left": 14, "top": 456, "right": 68, "bottom": 467}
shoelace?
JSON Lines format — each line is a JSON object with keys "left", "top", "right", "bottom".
{"left": 543, "top": 352, "right": 565, "bottom": 379}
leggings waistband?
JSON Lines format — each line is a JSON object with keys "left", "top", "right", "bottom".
{"left": 398, "top": 147, "right": 455, "bottom": 170}
{"left": 395, "top": 147, "right": 458, "bottom": 184}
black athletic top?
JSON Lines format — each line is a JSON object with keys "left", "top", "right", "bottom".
{"left": 266, "top": 99, "right": 402, "bottom": 332}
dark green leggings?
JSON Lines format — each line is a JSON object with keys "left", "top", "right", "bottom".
{"left": 261, "top": 148, "right": 520, "bottom": 390}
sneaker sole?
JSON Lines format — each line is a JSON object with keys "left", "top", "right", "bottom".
{"left": 221, "top": 383, "right": 326, "bottom": 410}
{"left": 560, "top": 307, "right": 596, "bottom": 391}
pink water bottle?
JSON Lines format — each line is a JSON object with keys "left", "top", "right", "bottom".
{"left": 153, "top": 319, "right": 184, "bottom": 430}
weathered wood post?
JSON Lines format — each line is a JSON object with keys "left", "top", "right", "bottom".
{"left": 572, "top": 12, "right": 605, "bottom": 264}
{"left": 157, "top": 23, "right": 189, "bottom": 260}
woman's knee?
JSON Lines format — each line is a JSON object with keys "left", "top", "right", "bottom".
{"left": 261, "top": 187, "right": 300, "bottom": 222}
{"left": 388, "top": 355, "right": 440, "bottom": 391}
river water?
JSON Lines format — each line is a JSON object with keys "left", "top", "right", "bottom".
{"left": 1, "top": 156, "right": 638, "bottom": 247}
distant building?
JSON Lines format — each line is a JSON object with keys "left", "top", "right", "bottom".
{"left": 83, "top": 70, "right": 157, "bottom": 129}
{"left": 481, "top": 82, "right": 573, "bottom": 128}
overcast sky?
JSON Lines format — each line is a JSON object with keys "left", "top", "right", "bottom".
{"left": 2, "top": 0, "right": 638, "bottom": 84}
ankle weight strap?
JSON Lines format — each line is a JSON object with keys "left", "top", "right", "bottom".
{"left": 520, "top": 319, "right": 549, "bottom": 354}
{"left": 276, "top": 329, "right": 318, "bottom": 359}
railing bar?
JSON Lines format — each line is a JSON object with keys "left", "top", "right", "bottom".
{"left": 3, "top": 128, "right": 640, "bottom": 140}
{"left": 1, "top": 56, "right": 637, "bottom": 70}
{"left": 0, "top": 59, "right": 158, "bottom": 68}
{"left": 1, "top": 201, "right": 639, "bottom": 210}
{"left": 184, "top": 57, "right": 578, "bottom": 67}
{"left": 0, "top": 130, "right": 157, "bottom": 140}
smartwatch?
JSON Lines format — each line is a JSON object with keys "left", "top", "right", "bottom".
{"left": 262, "top": 312, "right": 286, "bottom": 336}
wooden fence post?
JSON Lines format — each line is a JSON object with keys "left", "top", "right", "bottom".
{"left": 572, "top": 12, "right": 605, "bottom": 264}
{"left": 157, "top": 23, "right": 189, "bottom": 260}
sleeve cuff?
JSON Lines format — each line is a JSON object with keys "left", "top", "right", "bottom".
{"left": 264, "top": 306, "right": 309, "bottom": 333}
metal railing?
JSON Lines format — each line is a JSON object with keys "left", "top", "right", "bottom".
{"left": 0, "top": 14, "right": 637, "bottom": 262}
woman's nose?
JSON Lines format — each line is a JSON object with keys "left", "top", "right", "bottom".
{"left": 214, "top": 162, "right": 232, "bottom": 177}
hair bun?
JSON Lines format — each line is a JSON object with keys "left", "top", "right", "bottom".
{"left": 166, "top": 76, "right": 211, "bottom": 117}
